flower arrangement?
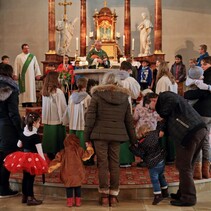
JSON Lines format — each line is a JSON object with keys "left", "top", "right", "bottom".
{"left": 56, "top": 64, "right": 75, "bottom": 91}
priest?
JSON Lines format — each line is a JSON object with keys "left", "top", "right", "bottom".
{"left": 86, "top": 40, "right": 110, "bottom": 69}
{"left": 14, "top": 43, "right": 41, "bottom": 107}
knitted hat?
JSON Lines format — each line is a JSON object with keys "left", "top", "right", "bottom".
{"left": 188, "top": 66, "right": 203, "bottom": 79}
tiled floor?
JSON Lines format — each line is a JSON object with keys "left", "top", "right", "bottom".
{"left": 1, "top": 191, "right": 211, "bottom": 211}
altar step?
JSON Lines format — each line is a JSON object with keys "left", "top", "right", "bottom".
{"left": 9, "top": 164, "right": 211, "bottom": 200}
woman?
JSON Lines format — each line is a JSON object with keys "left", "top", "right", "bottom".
{"left": 156, "top": 61, "right": 178, "bottom": 94}
{"left": 84, "top": 72, "right": 136, "bottom": 207}
{"left": 0, "top": 64, "right": 22, "bottom": 197}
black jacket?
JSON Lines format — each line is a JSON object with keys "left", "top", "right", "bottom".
{"left": 156, "top": 91, "right": 206, "bottom": 147}
{"left": 0, "top": 76, "right": 22, "bottom": 151}
{"left": 184, "top": 67, "right": 211, "bottom": 117}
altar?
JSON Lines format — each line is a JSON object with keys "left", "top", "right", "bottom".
{"left": 75, "top": 68, "right": 119, "bottom": 83}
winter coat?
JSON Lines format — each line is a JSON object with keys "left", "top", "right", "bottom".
{"left": 0, "top": 75, "right": 22, "bottom": 151}
{"left": 184, "top": 67, "right": 211, "bottom": 117}
{"left": 155, "top": 91, "right": 206, "bottom": 147}
{"left": 48, "top": 134, "right": 94, "bottom": 187}
{"left": 84, "top": 84, "right": 137, "bottom": 144}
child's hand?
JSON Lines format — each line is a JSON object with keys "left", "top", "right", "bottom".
{"left": 85, "top": 141, "right": 92, "bottom": 148}
{"left": 159, "top": 131, "right": 164, "bottom": 138}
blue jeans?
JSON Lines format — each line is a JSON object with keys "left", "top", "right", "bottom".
{"left": 149, "top": 160, "right": 168, "bottom": 194}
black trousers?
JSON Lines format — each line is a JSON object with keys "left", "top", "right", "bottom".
{"left": 0, "top": 151, "right": 13, "bottom": 191}
{"left": 22, "top": 171, "right": 35, "bottom": 197}
{"left": 66, "top": 186, "right": 81, "bottom": 198}
{"left": 175, "top": 128, "right": 207, "bottom": 204}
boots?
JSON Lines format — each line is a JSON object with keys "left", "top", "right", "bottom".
{"left": 99, "top": 193, "right": 109, "bottom": 207}
{"left": 109, "top": 195, "right": 118, "bottom": 207}
{"left": 66, "top": 197, "right": 73, "bottom": 207}
{"left": 161, "top": 188, "right": 169, "bottom": 198}
{"left": 27, "top": 197, "right": 42, "bottom": 206}
{"left": 152, "top": 194, "right": 163, "bottom": 205}
{"left": 75, "top": 197, "right": 81, "bottom": 207}
{"left": 202, "top": 160, "right": 210, "bottom": 179}
{"left": 193, "top": 162, "right": 202, "bottom": 179}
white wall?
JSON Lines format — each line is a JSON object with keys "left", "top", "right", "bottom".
{"left": 0, "top": 0, "right": 211, "bottom": 71}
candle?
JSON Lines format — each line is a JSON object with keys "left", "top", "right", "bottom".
{"left": 86, "top": 35, "right": 88, "bottom": 47}
{"left": 132, "top": 38, "right": 135, "bottom": 51}
{"left": 76, "top": 37, "right": 79, "bottom": 51}
{"left": 123, "top": 35, "right": 125, "bottom": 47}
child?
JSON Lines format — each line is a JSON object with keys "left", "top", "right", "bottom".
{"left": 4, "top": 112, "right": 48, "bottom": 206}
{"left": 48, "top": 134, "right": 94, "bottom": 207}
{"left": 137, "top": 60, "right": 152, "bottom": 90}
{"left": 41, "top": 71, "right": 68, "bottom": 160}
{"left": 170, "top": 54, "right": 186, "bottom": 96}
{"left": 118, "top": 61, "right": 140, "bottom": 167}
{"left": 185, "top": 65, "right": 204, "bottom": 106}
{"left": 68, "top": 77, "right": 91, "bottom": 150}
{"left": 130, "top": 123, "right": 168, "bottom": 205}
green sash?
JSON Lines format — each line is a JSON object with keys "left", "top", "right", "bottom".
{"left": 18, "top": 53, "right": 34, "bottom": 93}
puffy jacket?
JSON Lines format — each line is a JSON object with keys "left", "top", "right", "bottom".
{"left": 0, "top": 75, "right": 22, "bottom": 151}
{"left": 156, "top": 91, "right": 206, "bottom": 147}
{"left": 84, "top": 84, "right": 136, "bottom": 144}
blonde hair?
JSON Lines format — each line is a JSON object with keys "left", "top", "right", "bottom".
{"left": 101, "top": 72, "right": 122, "bottom": 86}
{"left": 156, "top": 61, "right": 176, "bottom": 84}
{"left": 137, "top": 124, "right": 152, "bottom": 138}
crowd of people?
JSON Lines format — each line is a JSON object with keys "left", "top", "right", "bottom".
{"left": 0, "top": 42, "right": 211, "bottom": 208}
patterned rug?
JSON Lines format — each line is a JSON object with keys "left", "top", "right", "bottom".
{"left": 10, "top": 163, "right": 179, "bottom": 186}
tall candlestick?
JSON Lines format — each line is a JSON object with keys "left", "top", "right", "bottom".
{"left": 123, "top": 35, "right": 125, "bottom": 47}
{"left": 86, "top": 35, "right": 88, "bottom": 47}
{"left": 132, "top": 38, "right": 135, "bottom": 51}
{"left": 76, "top": 37, "right": 79, "bottom": 50}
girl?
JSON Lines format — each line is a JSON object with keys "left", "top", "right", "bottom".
{"left": 68, "top": 77, "right": 91, "bottom": 150}
{"left": 130, "top": 123, "right": 168, "bottom": 205}
{"left": 48, "top": 134, "right": 94, "bottom": 207}
{"left": 4, "top": 112, "right": 48, "bottom": 206}
{"left": 41, "top": 71, "right": 68, "bottom": 160}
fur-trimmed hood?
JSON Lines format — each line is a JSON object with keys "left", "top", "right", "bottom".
{"left": 0, "top": 86, "right": 13, "bottom": 101}
{"left": 0, "top": 75, "right": 19, "bottom": 101}
{"left": 91, "top": 84, "right": 131, "bottom": 105}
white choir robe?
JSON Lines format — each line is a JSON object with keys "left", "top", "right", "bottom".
{"left": 14, "top": 52, "right": 41, "bottom": 103}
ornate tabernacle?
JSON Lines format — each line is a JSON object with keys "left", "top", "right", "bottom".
{"left": 93, "top": 1, "right": 121, "bottom": 61}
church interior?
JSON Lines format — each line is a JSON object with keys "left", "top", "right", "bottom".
{"left": 1, "top": 0, "right": 211, "bottom": 210}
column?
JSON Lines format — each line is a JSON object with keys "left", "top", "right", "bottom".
{"left": 124, "top": 0, "right": 131, "bottom": 57}
{"left": 154, "top": 0, "right": 162, "bottom": 54}
{"left": 47, "top": 0, "right": 56, "bottom": 54}
{"left": 80, "top": 0, "right": 87, "bottom": 56}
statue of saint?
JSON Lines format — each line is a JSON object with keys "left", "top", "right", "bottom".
{"left": 56, "top": 17, "right": 78, "bottom": 56}
{"left": 137, "top": 13, "right": 153, "bottom": 56}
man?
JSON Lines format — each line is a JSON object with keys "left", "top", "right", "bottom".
{"left": 14, "top": 44, "right": 41, "bottom": 107}
{"left": 144, "top": 92, "right": 207, "bottom": 207}
{"left": 86, "top": 40, "right": 110, "bottom": 69}
{"left": 197, "top": 44, "right": 209, "bottom": 67}
{"left": 0, "top": 55, "right": 10, "bottom": 65}
{"left": 184, "top": 56, "right": 211, "bottom": 179}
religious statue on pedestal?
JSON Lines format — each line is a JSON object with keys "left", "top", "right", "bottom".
{"left": 138, "top": 12, "right": 153, "bottom": 56}
{"left": 56, "top": 17, "right": 78, "bottom": 56}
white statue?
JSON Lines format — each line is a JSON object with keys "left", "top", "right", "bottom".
{"left": 137, "top": 13, "right": 153, "bottom": 56}
{"left": 56, "top": 17, "right": 78, "bottom": 56}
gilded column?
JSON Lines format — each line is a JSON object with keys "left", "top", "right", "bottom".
{"left": 154, "top": 0, "right": 162, "bottom": 54}
{"left": 80, "top": 0, "right": 87, "bottom": 56}
{"left": 48, "top": 0, "right": 56, "bottom": 54}
{"left": 124, "top": 0, "right": 131, "bottom": 56}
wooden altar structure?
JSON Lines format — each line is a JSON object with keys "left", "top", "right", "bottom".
{"left": 43, "top": 0, "right": 164, "bottom": 72}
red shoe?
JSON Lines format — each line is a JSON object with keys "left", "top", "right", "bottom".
{"left": 75, "top": 197, "right": 81, "bottom": 207}
{"left": 66, "top": 198, "right": 73, "bottom": 207}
